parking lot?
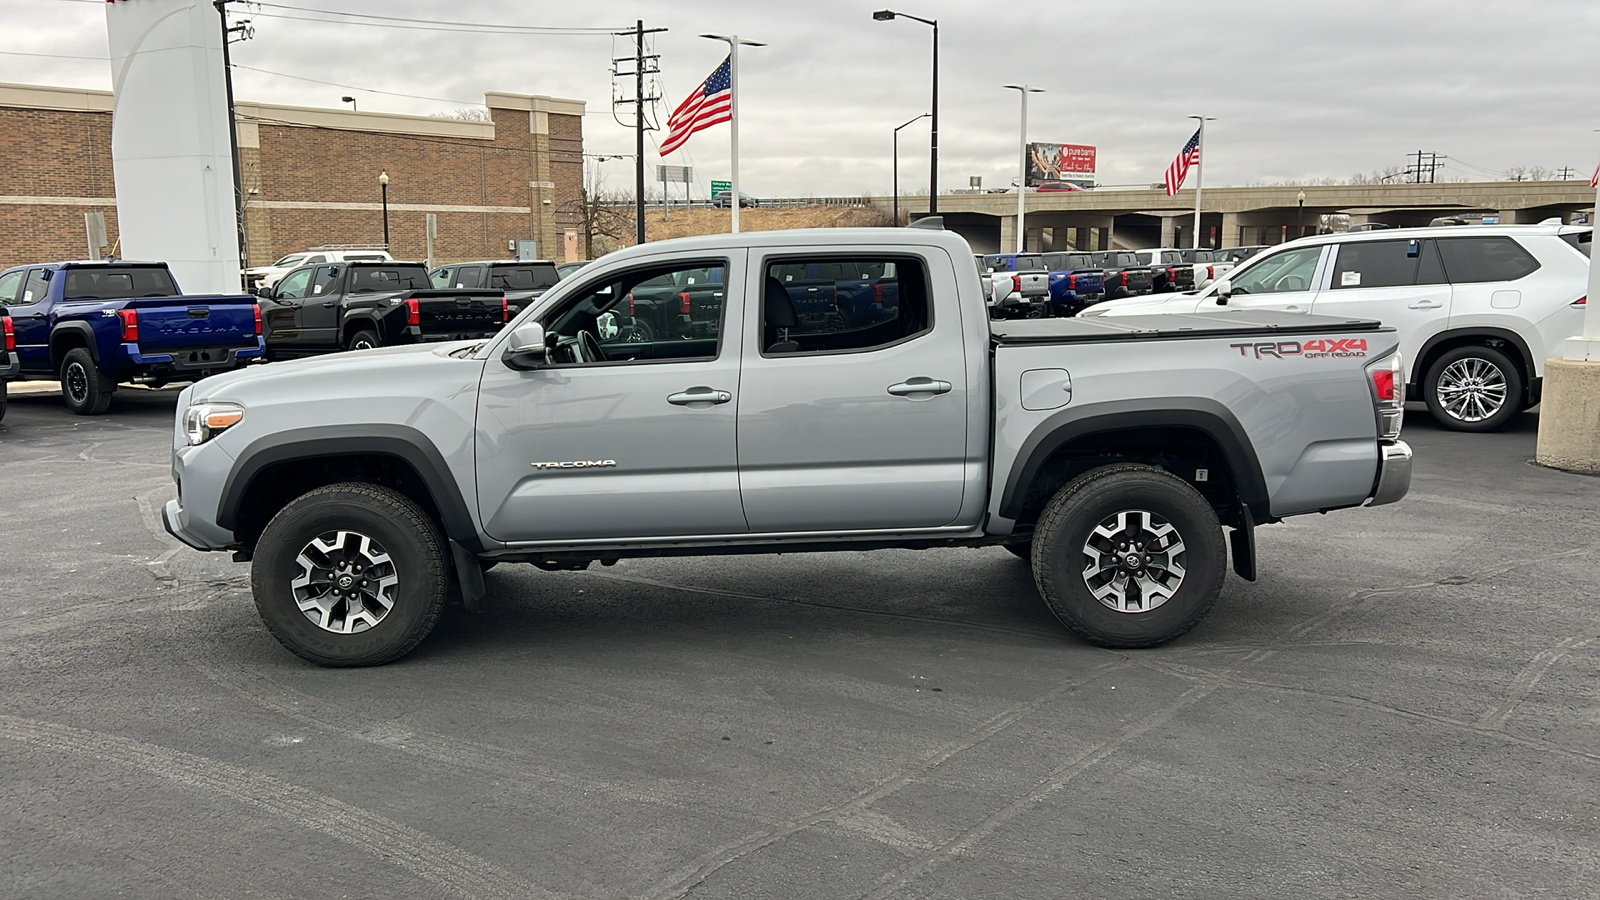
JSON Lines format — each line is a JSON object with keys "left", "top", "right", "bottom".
{"left": 1, "top": 387, "right": 1597, "bottom": 898}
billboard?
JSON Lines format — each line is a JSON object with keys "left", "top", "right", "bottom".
{"left": 1026, "top": 143, "right": 1096, "bottom": 186}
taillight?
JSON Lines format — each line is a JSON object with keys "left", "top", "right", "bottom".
{"left": 1366, "top": 352, "right": 1404, "bottom": 441}
{"left": 118, "top": 308, "right": 139, "bottom": 342}
{"left": 1575, "top": 296, "right": 1587, "bottom": 307}
{"left": 252, "top": 303, "right": 262, "bottom": 335}
{"left": 679, "top": 291, "right": 691, "bottom": 315}
{"left": 1120, "top": 272, "right": 1129, "bottom": 286}
{"left": 1012, "top": 275, "right": 1021, "bottom": 293}
{"left": 405, "top": 297, "right": 420, "bottom": 326}
{"left": 874, "top": 283, "right": 884, "bottom": 304}
{"left": 1, "top": 316, "right": 12, "bottom": 352}
{"left": 1068, "top": 274, "right": 1077, "bottom": 290}
{"left": 501, "top": 294, "right": 509, "bottom": 323}
{"left": 1208, "top": 265, "right": 1216, "bottom": 280}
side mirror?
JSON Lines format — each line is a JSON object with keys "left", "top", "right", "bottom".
{"left": 502, "top": 322, "right": 550, "bottom": 370}
{"left": 1214, "top": 279, "right": 1232, "bottom": 305}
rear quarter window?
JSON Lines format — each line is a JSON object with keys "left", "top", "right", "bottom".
{"left": 1436, "top": 237, "right": 1541, "bottom": 284}
{"left": 1559, "top": 230, "right": 1591, "bottom": 258}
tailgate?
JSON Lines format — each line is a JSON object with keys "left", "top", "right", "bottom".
{"left": 412, "top": 290, "right": 503, "bottom": 335}
{"left": 1126, "top": 269, "right": 1154, "bottom": 290}
{"left": 131, "top": 297, "right": 258, "bottom": 351}
{"left": 1020, "top": 273, "right": 1050, "bottom": 296}
{"left": 1078, "top": 271, "right": 1105, "bottom": 292}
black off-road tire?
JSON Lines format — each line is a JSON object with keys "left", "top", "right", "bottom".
{"left": 1422, "top": 344, "right": 1523, "bottom": 433}
{"left": 251, "top": 483, "right": 449, "bottom": 666}
{"left": 1032, "top": 465, "right": 1226, "bottom": 649}
{"left": 0, "top": 380, "right": 7, "bottom": 423}
{"left": 60, "top": 348, "right": 114, "bottom": 415}
{"left": 348, "top": 329, "right": 381, "bottom": 351}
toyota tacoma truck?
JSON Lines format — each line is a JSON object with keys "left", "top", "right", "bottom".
{"left": 0, "top": 261, "right": 264, "bottom": 415}
{"left": 256, "top": 259, "right": 506, "bottom": 358}
{"left": 161, "top": 224, "right": 1412, "bottom": 667}
{"left": 980, "top": 253, "right": 1052, "bottom": 318}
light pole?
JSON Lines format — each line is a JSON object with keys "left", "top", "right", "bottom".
{"left": 378, "top": 170, "right": 390, "bottom": 249}
{"left": 341, "top": 95, "right": 356, "bottom": 111}
{"left": 1296, "top": 189, "right": 1306, "bottom": 238}
{"left": 893, "top": 112, "right": 930, "bottom": 226}
{"left": 873, "top": 10, "right": 937, "bottom": 214}
{"left": 699, "top": 33, "right": 765, "bottom": 234}
{"left": 1004, "top": 84, "right": 1043, "bottom": 253}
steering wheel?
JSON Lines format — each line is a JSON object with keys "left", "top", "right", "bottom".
{"left": 1273, "top": 274, "right": 1308, "bottom": 292}
{"left": 577, "top": 330, "right": 602, "bottom": 363}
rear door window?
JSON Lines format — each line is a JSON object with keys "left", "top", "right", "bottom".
{"left": 310, "top": 266, "right": 340, "bottom": 296}
{"left": 762, "top": 255, "right": 929, "bottom": 356}
{"left": 455, "top": 265, "right": 487, "bottom": 288}
{"left": 1436, "top": 237, "right": 1542, "bottom": 283}
{"left": 21, "top": 269, "right": 49, "bottom": 305}
{"left": 1330, "top": 240, "right": 1420, "bottom": 289}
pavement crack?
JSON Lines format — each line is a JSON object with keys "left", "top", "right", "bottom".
{"left": 1476, "top": 634, "right": 1598, "bottom": 731}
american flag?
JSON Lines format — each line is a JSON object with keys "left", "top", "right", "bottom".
{"left": 1590, "top": 162, "right": 1598, "bottom": 189}
{"left": 1164, "top": 128, "right": 1201, "bottom": 196}
{"left": 660, "top": 56, "right": 732, "bottom": 156}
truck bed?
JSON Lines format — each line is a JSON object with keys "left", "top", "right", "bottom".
{"left": 989, "top": 310, "right": 1386, "bottom": 344}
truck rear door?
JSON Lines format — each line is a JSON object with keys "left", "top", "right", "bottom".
{"left": 737, "top": 248, "right": 969, "bottom": 532}
{"left": 1309, "top": 238, "right": 1451, "bottom": 376}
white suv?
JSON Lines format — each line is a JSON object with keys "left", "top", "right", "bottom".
{"left": 244, "top": 248, "right": 393, "bottom": 291}
{"left": 1085, "top": 224, "right": 1591, "bottom": 431}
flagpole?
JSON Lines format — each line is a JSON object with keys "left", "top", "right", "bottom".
{"left": 1189, "top": 115, "right": 1207, "bottom": 249}
{"left": 701, "top": 34, "right": 764, "bottom": 235}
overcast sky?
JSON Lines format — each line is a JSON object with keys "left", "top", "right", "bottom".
{"left": 5, "top": 0, "right": 1599, "bottom": 198}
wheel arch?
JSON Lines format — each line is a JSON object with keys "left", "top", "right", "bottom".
{"left": 218, "top": 425, "right": 482, "bottom": 554}
{"left": 999, "top": 402, "right": 1271, "bottom": 531}
{"left": 49, "top": 322, "right": 100, "bottom": 370}
{"left": 340, "top": 313, "right": 383, "bottom": 347}
{"left": 1412, "top": 327, "right": 1536, "bottom": 406}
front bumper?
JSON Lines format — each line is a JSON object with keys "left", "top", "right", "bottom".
{"left": 1366, "top": 440, "right": 1413, "bottom": 507}
{"left": 161, "top": 439, "right": 241, "bottom": 551}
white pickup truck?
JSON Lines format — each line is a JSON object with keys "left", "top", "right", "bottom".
{"left": 162, "top": 223, "right": 1412, "bottom": 666}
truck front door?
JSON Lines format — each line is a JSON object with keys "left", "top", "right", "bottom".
{"left": 736, "top": 250, "right": 969, "bottom": 533}
{"left": 9, "top": 268, "right": 53, "bottom": 372}
{"left": 302, "top": 266, "right": 343, "bottom": 347}
{"left": 475, "top": 254, "right": 749, "bottom": 542}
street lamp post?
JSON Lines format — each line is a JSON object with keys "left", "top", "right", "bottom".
{"left": 892, "top": 112, "right": 930, "bottom": 226}
{"left": 1003, "top": 84, "right": 1043, "bottom": 253}
{"left": 378, "top": 170, "right": 390, "bottom": 249}
{"left": 1297, "top": 189, "right": 1306, "bottom": 237}
{"left": 341, "top": 95, "right": 356, "bottom": 111}
{"left": 873, "top": 10, "right": 937, "bottom": 215}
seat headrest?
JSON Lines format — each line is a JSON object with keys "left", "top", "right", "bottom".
{"left": 764, "top": 277, "right": 798, "bottom": 329}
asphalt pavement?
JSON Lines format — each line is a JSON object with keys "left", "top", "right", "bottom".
{"left": 1, "top": 386, "right": 1597, "bottom": 899}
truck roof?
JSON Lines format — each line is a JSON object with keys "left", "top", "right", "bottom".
{"left": 589, "top": 227, "right": 975, "bottom": 266}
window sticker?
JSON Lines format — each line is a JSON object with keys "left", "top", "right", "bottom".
{"left": 23, "top": 291, "right": 33, "bottom": 303}
{"left": 1340, "top": 271, "right": 1361, "bottom": 287}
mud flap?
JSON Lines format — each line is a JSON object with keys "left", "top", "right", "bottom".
{"left": 450, "top": 540, "right": 486, "bottom": 612}
{"left": 1229, "top": 506, "right": 1257, "bottom": 582}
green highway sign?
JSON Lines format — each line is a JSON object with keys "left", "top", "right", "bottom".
{"left": 710, "top": 180, "right": 731, "bottom": 194}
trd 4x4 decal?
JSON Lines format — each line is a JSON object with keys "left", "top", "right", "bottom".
{"left": 1229, "top": 338, "right": 1368, "bottom": 360}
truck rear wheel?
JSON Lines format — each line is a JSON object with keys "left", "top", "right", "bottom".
{"left": 348, "top": 329, "right": 380, "bottom": 351}
{"left": 1032, "top": 465, "right": 1225, "bottom": 649}
{"left": 0, "top": 380, "right": 7, "bottom": 423}
{"left": 251, "top": 483, "right": 448, "bottom": 666}
{"left": 60, "top": 348, "right": 114, "bottom": 415}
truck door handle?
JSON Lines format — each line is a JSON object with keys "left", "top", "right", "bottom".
{"left": 1408, "top": 300, "right": 1442, "bottom": 309}
{"left": 667, "top": 386, "right": 732, "bottom": 407}
{"left": 1282, "top": 305, "right": 1308, "bottom": 313}
{"left": 887, "top": 377, "right": 953, "bottom": 396}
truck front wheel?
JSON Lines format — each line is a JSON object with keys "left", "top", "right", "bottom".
{"left": 251, "top": 483, "right": 449, "bottom": 666}
{"left": 60, "top": 348, "right": 114, "bottom": 415}
{"left": 1032, "top": 465, "right": 1226, "bottom": 649}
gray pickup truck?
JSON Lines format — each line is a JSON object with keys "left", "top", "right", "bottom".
{"left": 162, "top": 225, "right": 1411, "bottom": 666}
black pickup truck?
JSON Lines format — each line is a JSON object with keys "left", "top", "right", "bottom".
{"left": 1090, "top": 251, "right": 1155, "bottom": 300}
{"left": 256, "top": 260, "right": 505, "bottom": 358}
{"left": 1133, "top": 249, "right": 1197, "bottom": 293}
{"left": 429, "top": 259, "right": 560, "bottom": 319}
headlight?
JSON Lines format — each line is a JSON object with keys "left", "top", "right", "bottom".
{"left": 183, "top": 402, "right": 244, "bottom": 445}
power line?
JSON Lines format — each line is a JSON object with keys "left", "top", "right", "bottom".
{"left": 234, "top": 64, "right": 477, "bottom": 106}
{"left": 248, "top": 9, "right": 620, "bottom": 36}
{"left": 0, "top": 49, "right": 106, "bottom": 60}
{"left": 252, "top": 2, "right": 623, "bottom": 34}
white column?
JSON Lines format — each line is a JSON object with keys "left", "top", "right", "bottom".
{"left": 1192, "top": 116, "right": 1206, "bottom": 250}
{"left": 1563, "top": 179, "right": 1600, "bottom": 360}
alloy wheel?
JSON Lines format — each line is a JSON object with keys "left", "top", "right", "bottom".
{"left": 290, "top": 530, "right": 400, "bottom": 634}
{"left": 1080, "top": 509, "right": 1188, "bottom": 613}
{"left": 1437, "top": 357, "right": 1508, "bottom": 424}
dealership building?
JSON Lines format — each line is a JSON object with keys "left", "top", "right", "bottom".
{"left": 0, "top": 81, "right": 587, "bottom": 270}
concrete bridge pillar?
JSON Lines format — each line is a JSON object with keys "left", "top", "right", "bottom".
{"left": 1160, "top": 216, "right": 1178, "bottom": 248}
{"left": 1220, "top": 212, "right": 1241, "bottom": 249}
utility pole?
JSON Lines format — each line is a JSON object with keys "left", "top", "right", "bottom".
{"left": 1558, "top": 166, "right": 1576, "bottom": 180}
{"left": 613, "top": 21, "right": 665, "bottom": 245}
{"left": 213, "top": 0, "right": 251, "bottom": 275}
{"left": 1405, "top": 150, "right": 1445, "bottom": 184}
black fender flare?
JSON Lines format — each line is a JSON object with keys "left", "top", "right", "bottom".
{"left": 1412, "top": 327, "right": 1537, "bottom": 404}
{"left": 339, "top": 310, "right": 385, "bottom": 345}
{"left": 998, "top": 399, "right": 1272, "bottom": 525}
{"left": 216, "top": 424, "right": 483, "bottom": 553}
{"left": 49, "top": 321, "right": 102, "bottom": 370}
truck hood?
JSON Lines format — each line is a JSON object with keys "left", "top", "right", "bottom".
{"left": 188, "top": 340, "right": 483, "bottom": 402}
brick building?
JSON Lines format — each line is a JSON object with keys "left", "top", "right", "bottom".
{"left": 0, "top": 81, "right": 586, "bottom": 270}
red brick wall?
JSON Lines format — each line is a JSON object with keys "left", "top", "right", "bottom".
{"left": 0, "top": 100, "right": 584, "bottom": 271}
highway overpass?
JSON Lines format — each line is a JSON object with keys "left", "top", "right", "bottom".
{"left": 890, "top": 180, "right": 1596, "bottom": 253}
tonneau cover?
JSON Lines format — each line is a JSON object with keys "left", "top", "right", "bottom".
{"left": 989, "top": 310, "right": 1387, "bottom": 345}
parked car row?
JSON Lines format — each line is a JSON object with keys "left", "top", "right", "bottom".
{"left": 0, "top": 254, "right": 578, "bottom": 417}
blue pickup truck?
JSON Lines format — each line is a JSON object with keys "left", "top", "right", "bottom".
{"left": 0, "top": 261, "right": 263, "bottom": 415}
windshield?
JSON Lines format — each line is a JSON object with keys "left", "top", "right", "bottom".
{"left": 272, "top": 254, "right": 307, "bottom": 268}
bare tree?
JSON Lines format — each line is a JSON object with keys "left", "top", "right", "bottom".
{"left": 1504, "top": 165, "right": 1553, "bottom": 182}
{"left": 429, "top": 107, "right": 493, "bottom": 122}
{"left": 559, "top": 169, "right": 633, "bottom": 260}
